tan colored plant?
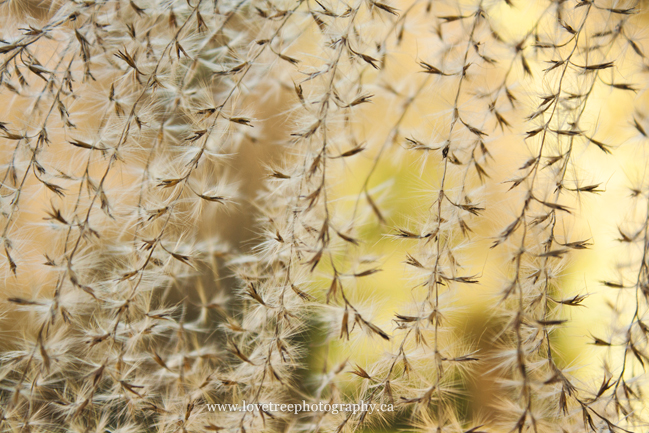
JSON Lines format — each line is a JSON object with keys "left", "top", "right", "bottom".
{"left": 0, "top": 0, "right": 648, "bottom": 432}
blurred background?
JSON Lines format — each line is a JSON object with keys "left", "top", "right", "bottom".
{"left": 1, "top": 0, "right": 649, "bottom": 431}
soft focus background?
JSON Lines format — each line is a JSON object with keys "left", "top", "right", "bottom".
{"left": 1, "top": 0, "right": 649, "bottom": 432}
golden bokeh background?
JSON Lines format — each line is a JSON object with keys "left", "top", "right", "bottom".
{"left": 1, "top": 0, "right": 648, "bottom": 431}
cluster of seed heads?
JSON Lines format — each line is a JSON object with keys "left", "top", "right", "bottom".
{"left": 0, "top": 0, "right": 648, "bottom": 432}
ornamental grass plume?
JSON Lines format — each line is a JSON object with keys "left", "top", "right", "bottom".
{"left": 0, "top": 0, "right": 648, "bottom": 432}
